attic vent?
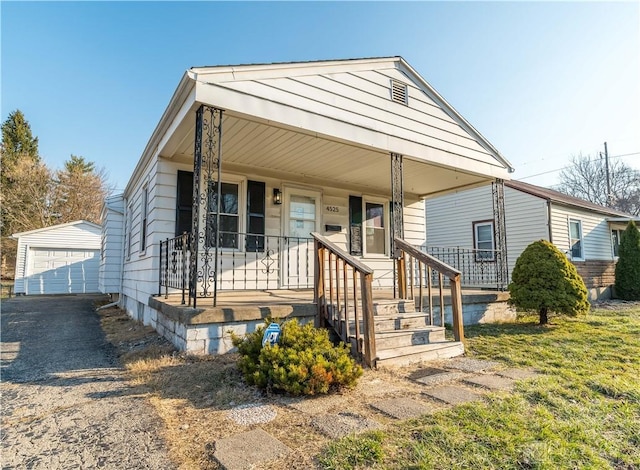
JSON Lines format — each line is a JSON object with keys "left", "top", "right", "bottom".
{"left": 390, "top": 80, "right": 408, "bottom": 105}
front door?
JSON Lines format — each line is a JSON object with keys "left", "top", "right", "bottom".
{"left": 282, "top": 188, "right": 321, "bottom": 288}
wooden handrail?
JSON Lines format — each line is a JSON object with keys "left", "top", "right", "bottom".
{"left": 394, "top": 237, "right": 464, "bottom": 342}
{"left": 311, "top": 233, "right": 373, "bottom": 274}
{"left": 312, "top": 232, "right": 376, "bottom": 367}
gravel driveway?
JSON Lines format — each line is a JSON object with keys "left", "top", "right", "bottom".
{"left": 1, "top": 295, "right": 174, "bottom": 469}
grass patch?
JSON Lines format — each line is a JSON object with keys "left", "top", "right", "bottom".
{"left": 318, "top": 307, "right": 640, "bottom": 469}
{"left": 318, "top": 430, "right": 385, "bottom": 470}
{"left": 98, "top": 304, "right": 640, "bottom": 469}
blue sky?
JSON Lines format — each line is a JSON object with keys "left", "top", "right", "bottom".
{"left": 2, "top": 1, "right": 639, "bottom": 192}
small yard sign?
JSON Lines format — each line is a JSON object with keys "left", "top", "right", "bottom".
{"left": 261, "top": 323, "right": 281, "bottom": 347}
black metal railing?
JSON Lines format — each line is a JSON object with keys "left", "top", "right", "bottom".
{"left": 421, "top": 245, "right": 506, "bottom": 290}
{"left": 159, "top": 231, "right": 315, "bottom": 305}
{"left": 159, "top": 232, "right": 190, "bottom": 304}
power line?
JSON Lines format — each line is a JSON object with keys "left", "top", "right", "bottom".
{"left": 518, "top": 151, "right": 640, "bottom": 180}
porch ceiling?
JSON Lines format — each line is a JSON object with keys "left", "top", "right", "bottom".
{"left": 162, "top": 112, "right": 492, "bottom": 198}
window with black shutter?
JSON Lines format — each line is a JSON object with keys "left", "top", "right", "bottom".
{"left": 175, "top": 171, "right": 193, "bottom": 236}
{"left": 246, "top": 180, "right": 266, "bottom": 252}
{"left": 349, "top": 195, "right": 363, "bottom": 256}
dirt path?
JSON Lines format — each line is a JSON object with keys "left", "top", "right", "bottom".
{"left": 1, "top": 295, "right": 174, "bottom": 469}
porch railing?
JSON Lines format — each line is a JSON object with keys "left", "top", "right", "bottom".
{"left": 424, "top": 245, "right": 506, "bottom": 290}
{"left": 312, "top": 232, "right": 376, "bottom": 368}
{"left": 395, "top": 238, "right": 464, "bottom": 342}
{"left": 158, "top": 231, "right": 314, "bottom": 305}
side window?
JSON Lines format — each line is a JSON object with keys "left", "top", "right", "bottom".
{"left": 246, "top": 180, "right": 266, "bottom": 252}
{"left": 140, "top": 186, "right": 148, "bottom": 252}
{"left": 611, "top": 229, "right": 622, "bottom": 257}
{"left": 473, "top": 220, "right": 495, "bottom": 261}
{"left": 569, "top": 219, "right": 583, "bottom": 260}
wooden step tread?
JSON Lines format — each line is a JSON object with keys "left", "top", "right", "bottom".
{"left": 376, "top": 341, "right": 465, "bottom": 367}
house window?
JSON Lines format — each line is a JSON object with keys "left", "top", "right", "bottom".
{"left": 569, "top": 219, "right": 584, "bottom": 260}
{"left": 207, "top": 181, "right": 240, "bottom": 249}
{"left": 611, "top": 229, "right": 623, "bottom": 257}
{"left": 365, "top": 201, "right": 386, "bottom": 255}
{"left": 175, "top": 171, "right": 193, "bottom": 236}
{"left": 140, "top": 186, "right": 148, "bottom": 252}
{"left": 473, "top": 220, "right": 495, "bottom": 261}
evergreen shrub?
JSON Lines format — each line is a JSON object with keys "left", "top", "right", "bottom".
{"left": 231, "top": 319, "right": 363, "bottom": 395}
{"left": 508, "top": 240, "right": 589, "bottom": 324}
{"left": 614, "top": 220, "right": 640, "bottom": 300}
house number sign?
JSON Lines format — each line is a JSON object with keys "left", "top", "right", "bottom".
{"left": 325, "top": 206, "right": 339, "bottom": 213}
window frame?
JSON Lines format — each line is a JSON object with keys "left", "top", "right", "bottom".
{"left": 611, "top": 228, "right": 623, "bottom": 258}
{"left": 472, "top": 220, "right": 496, "bottom": 262}
{"left": 569, "top": 219, "right": 584, "bottom": 261}
{"left": 140, "top": 184, "right": 148, "bottom": 254}
{"left": 362, "top": 197, "right": 389, "bottom": 258}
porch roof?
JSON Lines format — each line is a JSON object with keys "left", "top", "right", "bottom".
{"left": 130, "top": 57, "right": 513, "bottom": 198}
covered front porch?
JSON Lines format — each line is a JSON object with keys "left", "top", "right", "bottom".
{"left": 147, "top": 58, "right": 515, "bottom": 366}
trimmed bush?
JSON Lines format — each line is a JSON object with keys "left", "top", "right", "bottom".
{"left": 231, "top": 319, "right": 362, "bottom": 395}
{"left": 508, "top": 240, "right": 589, "bottom": 324}
{"left": 614, "top": 220, "right": 640, "bottom": 300}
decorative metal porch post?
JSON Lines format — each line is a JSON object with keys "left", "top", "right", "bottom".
{"left": 391, "top": 152, "right": 405, "bottom": 297}
{"left": 189, "top": 105, "right": 224, "bottom": 308}
{"left": 492, "top": 179, "right": 509, "bottom": 290}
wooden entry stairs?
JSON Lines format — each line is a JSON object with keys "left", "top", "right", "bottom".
{"left": 313, "top": 233, "right": 465, "bottom": 368}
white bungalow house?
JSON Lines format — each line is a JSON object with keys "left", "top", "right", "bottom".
{"left": 103, "top": 57, "right": 516, "bottom": 366}
{"left": 426, "top": 179, "right": 639, "bottom": 300}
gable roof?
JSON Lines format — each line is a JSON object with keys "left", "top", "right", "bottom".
{"left": 128, "top": 56, "right": 514, "bottom": 196}
{"left": 505, "top": 180, "right": 633, "bottom": 218}
{"left": 11, "top": 220, "right": 102, "bottom": 239}
{"left": 188, "top": 56, "right": 514, "bottom": 173}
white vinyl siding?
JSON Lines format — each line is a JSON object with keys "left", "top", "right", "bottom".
{"left": 426, "top": 184, "right": 549, "bottom": 276}
{"left": 12, "top": 221, "right": 102, "bottom": 295}
{"left": 99, "top": 195, "right": 124, "bottom": 294}
{"left": 550, "top": 204, "right": 614, "bottom": 261}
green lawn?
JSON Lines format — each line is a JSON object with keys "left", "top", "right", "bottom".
{"left": 319, "top": 307, "right": 640, "bottom": 470}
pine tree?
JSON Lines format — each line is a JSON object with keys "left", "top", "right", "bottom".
{"left": 1, "top": 110, "right": 40, "bottom": 180}
{"left": 614, "top": 220, "right": 640, "bottom": 300}
{"left": 509, "top": 240, "right": 590, "bottom": 324}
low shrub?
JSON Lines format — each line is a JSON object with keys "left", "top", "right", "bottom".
{"left": 231, "top": 319, "right": 362, "bottom": 395}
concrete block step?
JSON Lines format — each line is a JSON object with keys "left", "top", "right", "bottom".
{"left": 373, "top": 299, "right": 417, "bottom": 316}
{"left": 375, "top": 327, "right": 446, "bottom": 350}
{"left": 376, "top": 341, "right": 465, "bottom": 368}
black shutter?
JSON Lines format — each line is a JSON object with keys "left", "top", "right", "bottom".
{"left": 175, "top": 171, "right": 193, "bottom": 236}
{"left": 246, "top": 180, "right": 266, "bottom": 252}
{"left": 349, "top": 195, "right": 363, "bottom": 256}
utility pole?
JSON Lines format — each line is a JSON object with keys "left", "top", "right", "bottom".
{"left": 603, "top": 142, "right": 612, "bottom": 207}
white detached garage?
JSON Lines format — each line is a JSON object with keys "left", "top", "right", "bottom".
{"left": 12, "top": 221, "right": 102, "bottom": 295}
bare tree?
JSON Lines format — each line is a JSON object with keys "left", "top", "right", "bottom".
{"left": 50, "top": 155, "right": 110, "bottom": 224}
{"left": 557, "top": 154, "right": 640, "bottom": 215}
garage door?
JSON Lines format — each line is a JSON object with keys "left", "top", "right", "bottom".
{"left": 26, "top": 248, "right": 100, "bottom": 295}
